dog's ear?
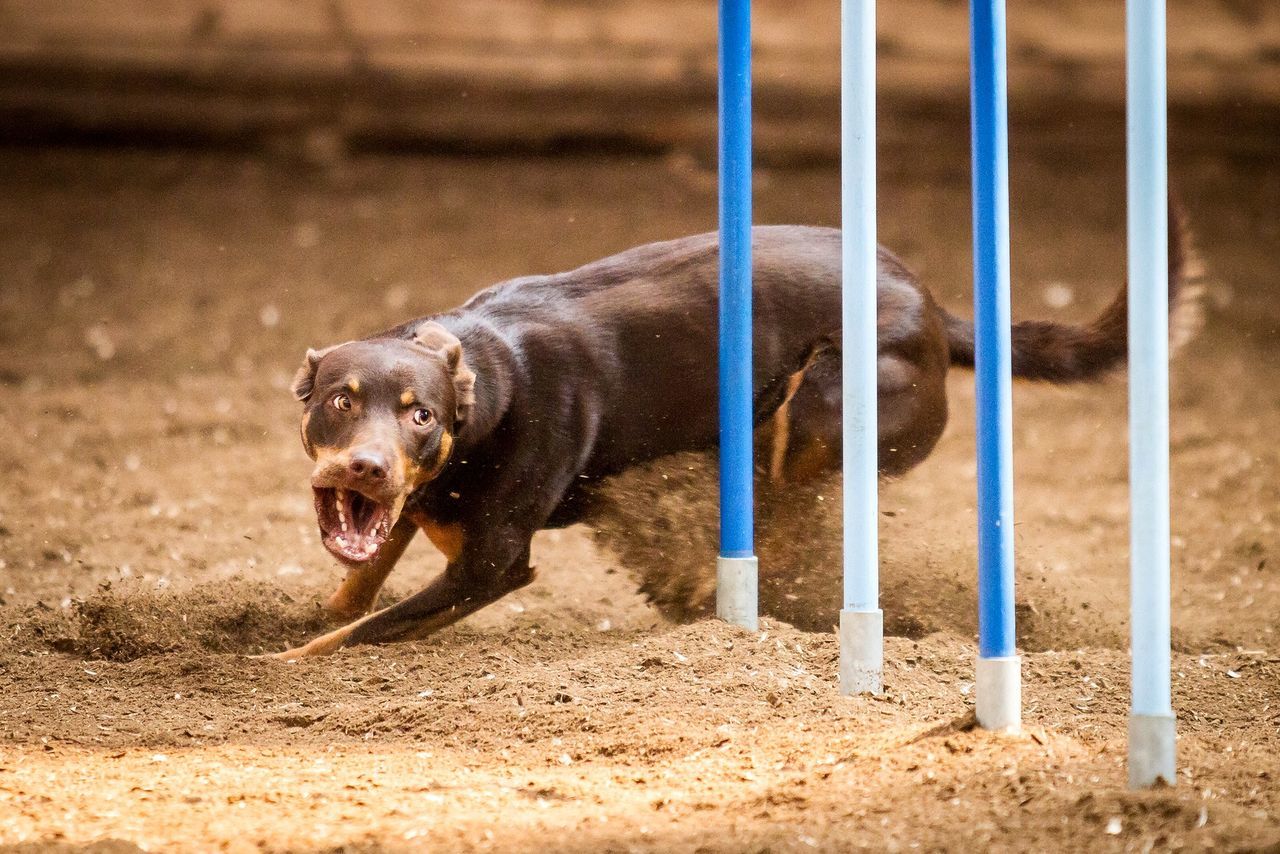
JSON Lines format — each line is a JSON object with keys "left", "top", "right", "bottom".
{"left": 291, "top": 342, "right": 349, "bottom": 402}
{"left": 412, "top": 322, "right": 476, "bottom": 429}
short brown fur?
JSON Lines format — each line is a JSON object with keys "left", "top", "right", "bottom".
{"left": 276, "top": 209, "right": 1196, "bottom": 658}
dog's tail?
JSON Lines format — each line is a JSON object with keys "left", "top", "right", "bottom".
{"left": 940, "top": 198, "right": 1203, "bottom": 383}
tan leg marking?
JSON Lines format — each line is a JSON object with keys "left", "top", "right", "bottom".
{"left": 769, "top": 349, "right": 823, "bottom": 484}
{"left": 325, "top": 516, "right": 418, "bottom": 621}
{"left": 420, "top": 519, "right": 465, "bottom": 563}
{"left": 769, "top": 381, "right": 797, "bottom": 484}
{"left": 327, "top": 563, "right": 398, "bottom": 621}
{"left": 783, "top": 438, "right": 839, "bottom": 483}
{"left": 269, "top": 611, "right": 377, "bottom": 661}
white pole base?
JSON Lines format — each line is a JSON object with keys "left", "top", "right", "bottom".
{"left": 975, "top": 655, "right": 1021, "bottom": 732}
{"left": 839, "top": 608, "right": 883, "bottom": 695}
{"left": 716, "top": 555, "right": 759, "bottom": 631}
{"left": 1129, "top": 712, "right": 1176, "bottom": 788}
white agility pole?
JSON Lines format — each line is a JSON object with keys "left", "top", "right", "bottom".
{"left": 838, "top": 0, "right": 883, "bottom": 695}
{"left": 1127, "top": 0, "right": 1176, "bottom": 788}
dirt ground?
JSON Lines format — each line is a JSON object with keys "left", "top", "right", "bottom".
{"left": 1, "top": 103, "right": 1278, "bottom": 852}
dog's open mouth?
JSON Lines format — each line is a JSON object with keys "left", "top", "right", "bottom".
{"left": 313, "top": 486, "right": 393, "bottom": 563}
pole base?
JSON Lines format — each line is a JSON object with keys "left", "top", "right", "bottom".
{"left": 1129, "top": 712, "right": 1176, "bottom": 788}
{"left": 716, "top": 555, "right": 758, "bottom": 631}
{"left": 839, "top": 608, "right": 883, "bottom": 695}
{"left": 976, "top": 655, "right": 1021, "bottom": 732}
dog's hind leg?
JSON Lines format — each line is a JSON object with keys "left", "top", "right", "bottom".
{"left": 764, "top": 334, "right": 950, "bottom": 482}
{"left": 765, "top": 343, "right": 842, "bottom": 484}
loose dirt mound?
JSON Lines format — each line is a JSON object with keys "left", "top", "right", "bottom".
{"left": 9, "top": 452, "right": 1119, "bottom": 667}
{"left": 585, "top": 452, "right": 1120, "bottom": 652}
{"left": 12, "top": 581, "right": 332, "bottom": 661}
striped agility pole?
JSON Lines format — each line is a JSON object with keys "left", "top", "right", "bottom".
{"left": 970, "top": 0, "right": 1020, "bottom": 731}
{"left": 716, "top": 0, "right": 758, "bottom": 631}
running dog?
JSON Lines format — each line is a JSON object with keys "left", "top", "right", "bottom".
{"left": 272, "top": 208, "right": 1193, "bottom": 659}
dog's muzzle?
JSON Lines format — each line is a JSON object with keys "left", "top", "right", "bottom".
{"left": 312, "top": 484, "right": 399, "bottom": 563}
{"left": 310, "top": 449, "right": 407, "bottom": 564}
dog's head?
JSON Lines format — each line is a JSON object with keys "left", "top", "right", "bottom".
{"left": 291, "top": 322, "right": 475, "bottom": 565}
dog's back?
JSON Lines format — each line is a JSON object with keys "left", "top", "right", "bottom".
{"left": 444, "top": 227, "right": 862, "bottom": 471}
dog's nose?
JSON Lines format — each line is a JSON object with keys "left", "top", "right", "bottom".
{"left": 348, "top": 451, "right": 389, "bottom": 481}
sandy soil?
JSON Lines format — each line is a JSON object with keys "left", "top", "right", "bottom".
{"left": 1, "top": 105, "right": 1278, "bottom": 851}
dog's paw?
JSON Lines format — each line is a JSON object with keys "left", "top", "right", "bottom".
{"left": 249, "top": 648, "right": 304, "bottom": 662}
{"left": 254, "top": 624, "right": 357, "bottom": 661}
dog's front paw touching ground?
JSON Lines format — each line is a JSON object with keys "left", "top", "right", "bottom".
{"left": 256, "top": 623, "right": 358, "bottom": 661}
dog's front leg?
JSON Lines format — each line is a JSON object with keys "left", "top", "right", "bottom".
{"left": 324, "top": 516, "right": 418, "bottom": 621}
{"left": 270, "top": 525, "right": 535, "bottom": 660}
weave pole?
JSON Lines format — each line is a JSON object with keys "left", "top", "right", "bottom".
{"left": 1127, "top": 0, "right": 1175, "bottom": 788}
{"left": 716, "top": 0, "right": 758, "bottom": 631}
{"left": 969, "top": 0, "right": 1020, "bottom": 731}
{"left": 838, "top": 0, "right": 882, "bottom": 695}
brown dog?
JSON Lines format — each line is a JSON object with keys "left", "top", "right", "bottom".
{"left": 272, "top": 212, "right": 1192, "bottom": 660}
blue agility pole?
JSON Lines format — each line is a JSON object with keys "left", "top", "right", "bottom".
{"left": 716, "top": 0, "right": 758, "bottom": 630}
{"left": 838, "top": 0, "right": 882, "bottom": 695}
{"left": 969, "top": 0, "right": 1020, "bottom": 731}
{"left": 1127, "top": 0, "right": 1175, "bottom": 788}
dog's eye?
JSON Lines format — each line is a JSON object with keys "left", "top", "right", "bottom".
{"left": 332, "top": 393, "right": 352, "bottom": 412}
{"left": 412, "top": 408, "right": 434, "bottom": 427}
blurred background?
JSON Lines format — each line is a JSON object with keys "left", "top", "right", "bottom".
{"left": 1, "top": 0, "right": 1278, "bottom": 158}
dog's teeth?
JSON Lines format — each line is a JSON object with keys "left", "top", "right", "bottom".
{"left": 340, "top": 520, "right": 348, "bottom": 532}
